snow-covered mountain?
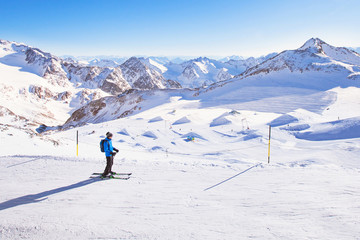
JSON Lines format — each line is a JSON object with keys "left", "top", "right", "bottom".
{"left": 223, "top": 53, "right": 278, "bottom": 74}
{"left": 0, "top": 40, "right": 180, "bottom": 132}
{"left": 143, "top": 57, "right": 232, "bottom": 88}
{"left": 120, "top": 57, "right": 181, "bottom": 89}
{"left": 63, "top": 38, "right": 360, "bottom": 127}
{"left": 0, "top": 40, "right": 114, "bottom": 129}
{"left": 349, "top": 47, "right": 360, "bottom": 55}
{"left": 147, "top": 56, "right": 171, "bottom": 65}
{"left": 235, "top": 38, "right": 360, "bottom": 81}
{"left": 165, "top": 57, "right": 233, "bottom": 88}
{"left": 63, "top": 55, "right": 128, "bottom": 66}
{"left": 88, "top": 59, "right": 119, "bottom": 68}
{"left": 194, "top": 38, "right": 360, "bottom": 115}
{"left": 141, "top": 54, "right": 277, "bottom": 88}
{"left": 2, "top": 37, "right": 360, "bottom": 132}
{"left": 61, "top": 54, "right": 279, "bottom": 89}
{"left": 218, "top": 55, "right": 245, "bottom": 62}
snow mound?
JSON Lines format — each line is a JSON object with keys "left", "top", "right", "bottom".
{"left": 280, "top": 124, "right": 310, "bottom": 131}
{"left": 134, "top": 143, "right": 145, "bottom": 148}
{"left": 181, "top": 132, "right": 207, "bottom": 140}
{"left": 117, "top": 129, "right": 130, "bottom": 136}
{"left": 294, "top": 117, "right": 360, "bottom": 141}
{"left": 210, "top": 116, "right": 232, "bottom": 127}
{"left": 148, "top": 116, "right": 163, "bottom": 123}
{"left": 238, "top": 130, "right": 262, "bottom": 141}
{"left": 269, "top": 114, "right": 298, "bottom": 127}
{"left": 172, "top": 116, "right": 191, "bottom": 125}
{"left": 142, "top": 131, "right": 157, "bottom": 139}
{"left": 151, "top": 146, "right": 163, "bottom": 151}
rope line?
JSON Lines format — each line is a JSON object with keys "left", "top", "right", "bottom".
{"left": 203, "top": 163, "right": 262, "bottom": 191}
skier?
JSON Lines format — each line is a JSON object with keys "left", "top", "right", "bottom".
{"left": 101, "top": 132, "right": 119, "bottom": 178}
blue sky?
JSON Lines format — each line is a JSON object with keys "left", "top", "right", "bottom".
{"left": 1, "top": 0, "right": 359, "bottom": 57}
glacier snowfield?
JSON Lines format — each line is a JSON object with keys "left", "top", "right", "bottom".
{"left": 1, "top": 91, "right": 360, "bottom": 239}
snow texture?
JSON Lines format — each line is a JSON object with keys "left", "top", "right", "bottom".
{"left": 1, "top": 37, "right": 360, "bottom": 239}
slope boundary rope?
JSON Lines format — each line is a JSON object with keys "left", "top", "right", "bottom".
{"left": 203, "top": 163, "right": 262, "bottom": 191}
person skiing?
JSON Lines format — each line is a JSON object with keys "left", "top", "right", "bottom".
{"left": 101, "top": 132, "right": 119, "bottom": 178}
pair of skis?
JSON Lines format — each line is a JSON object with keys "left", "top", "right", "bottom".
{"left": 90, "top": 172, "right": 132, "bottom": 180}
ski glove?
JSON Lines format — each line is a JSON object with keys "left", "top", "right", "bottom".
{"left": 114, "top": 148, "right": 119, "bottom": 153}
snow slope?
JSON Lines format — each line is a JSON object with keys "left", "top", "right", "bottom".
{"left": 1, "top": 87, "right": 360, "bottom": 238}
{"left": 1, "top": 38, "right": 360, "bottom": 239}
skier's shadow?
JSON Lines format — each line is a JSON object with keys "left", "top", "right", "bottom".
{"left": 0, "top": 178, "right": 102, "bottom": 211}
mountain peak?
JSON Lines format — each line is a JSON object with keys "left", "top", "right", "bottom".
{"left": 299, "top": 37, "right": 327, "bottom": 52}
{"left": 121, "top": 56, "right": 148, "bottom": 70}
{"left": 126, "top": 56, "right": 141, "bottom": 63}
{"left": 297, "top": 37, "right": 360, "bottom": 65}
{"left": 192, "top": 57, "right": 210, "bottom": 62}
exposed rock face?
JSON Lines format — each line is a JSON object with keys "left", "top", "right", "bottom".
{"left": 215, "top": 68, "right": 232, "bottom": 82}
{"left": 181, "top": 65, "right": 199, "bottom": 82}
{"left": 100, "top": 68, "right": 131, "bottom": 94}
{"left": 0, "top": 105, "right": 39, "bottom": 136}
{"left": 56, "top": 91, "right": 72, "bottom": 101}
{"left": 29, "top": 85, "right": 54, "bottom": 99}
{"left": 165, "top": 79, "right": 182, "bottom": 89}
{"left": 119, "top": 57, "right": 172, "bottom": 90}
{"left": 65, "top": 98, "right": 107, "bottom": 125}
{"left": 25, "top": 48, "right": 69, "bottom": 87}
{"left": 63, "top": 90, "right": 144, "bottom": 128}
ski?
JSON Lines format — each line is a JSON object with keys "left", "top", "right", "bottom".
{"left": 90, "top": 175, "right": 130, "bottom": 180}
{"left": 92, "top": 172, "right": 132, "bottom": 176}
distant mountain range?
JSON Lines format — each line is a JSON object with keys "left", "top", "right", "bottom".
{"left": 64, "top": 38, "right": 360, "bottom": 127}
{"left": 62, "top": 54, "right": 278, "bottom": 88}
{"left": 1, "top": 37, "right": 359, "bottom": 132}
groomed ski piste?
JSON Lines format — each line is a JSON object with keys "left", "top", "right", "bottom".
{"left": 1, "top": 86, "right": 360, "bottom": 239}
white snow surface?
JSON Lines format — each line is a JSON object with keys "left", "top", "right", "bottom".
{"left": 1, "top": 38, "right": 360, "bottom": 239}
{"left": 1, "top": 83, "right": 360, "bottom": 239}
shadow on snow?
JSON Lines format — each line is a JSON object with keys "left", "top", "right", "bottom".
{"left": 0, "top": 178, "right": 101, "bottom": 211}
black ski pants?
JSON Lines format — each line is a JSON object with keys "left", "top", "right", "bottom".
{"left": 103, "top": 155, "right": 114, "bottom": 176}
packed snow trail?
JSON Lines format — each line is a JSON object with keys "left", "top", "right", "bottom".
{"left": 0, "top": 152, "right": 359, "bottom": 239}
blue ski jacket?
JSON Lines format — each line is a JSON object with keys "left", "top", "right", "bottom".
{"left": 104, "top": 138, "right": 114, "bottom": 157}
